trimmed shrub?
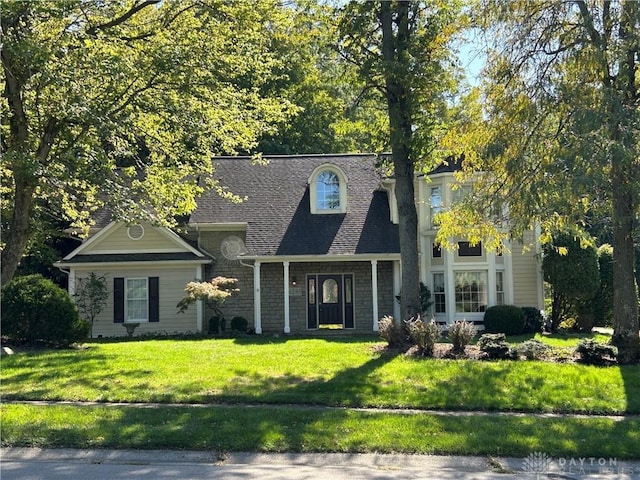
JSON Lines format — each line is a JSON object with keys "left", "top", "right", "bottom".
{"left": 230, "top": 316, "right": 248, "bottom": 333}
{"left": 576, "top": 339, "right": 617, "bottom": 365}
{"left": 447, "top": 321, "right": 476, "bottom": 353}
{"left": 405, "top": 318, "right": 441, "bottom": 356}
{"left": 521, "top": 307, "right": 544, "bottom": 334}
{"left": 1, "top": 274, "right": 89, "bottom": 346}
{"left": 517, "top": 339, "right": 551, "bottom": 360}
{"left": 478, "top": 333, "right": 515, "bottom": 360}
{"left": 483, "top": 305, "right": 525, "bottom": 335}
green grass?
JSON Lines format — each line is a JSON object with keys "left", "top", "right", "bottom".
{"left": 2, "top": 403, "right": 639, "bottom": 458}
{"left": 2, "top": 336, "right": 639, "bottom": 457}
{"left": 2, "top": 337, "right": 638, "bottom": 414}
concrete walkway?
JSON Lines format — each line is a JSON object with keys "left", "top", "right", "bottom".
{"left": 7, "top": 399, "right": 639, "bottom": 421}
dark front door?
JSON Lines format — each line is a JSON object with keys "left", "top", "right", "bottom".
{"left": 318, "top": 275, "right": 342, "bottom": 326}
{"left": 307, "top": 273, "right": 354, "bottom": 330}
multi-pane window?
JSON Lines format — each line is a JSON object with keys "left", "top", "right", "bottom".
{"left": 455, "top": 272, "right": 487, "bottom": 313}
{"left": 430, "top": 186, "right": 442, "bottom": 228}
{"left": 496, "top": 271, "right": 505, "bottom": 305}
{"left": 126, "top": 278, "right": 148, "bottom": 322}
{"left": 317, "top": 171, "right": 340, "bottom": 210}
{"left": 433, "top": 273, "right": 446, "bottom": 313}
{"left": 458, "top": 241, "right": 482, "bottom": 256}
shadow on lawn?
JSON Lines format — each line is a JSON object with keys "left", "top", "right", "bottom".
{"left": 620, "top": 363, "right": 640, "bottom": 414}
{"left": 9, "top": 402, "right": 639, "bottom": 458}
{"left": 214, "top": 350, "right": 401, "bottom": 407}
{"left": 0, "top": 348, "right": 158, "bottom": 402}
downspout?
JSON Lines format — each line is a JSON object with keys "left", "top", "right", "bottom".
{"left": 56, "top": 266, "right": 71, "bottom": 293}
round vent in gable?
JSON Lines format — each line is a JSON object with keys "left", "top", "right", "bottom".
{"left": 127, "top": 224, "right": 145, "bottom": 240}
{"left": 220, "top": 236, "right": 246, "bottom": 262}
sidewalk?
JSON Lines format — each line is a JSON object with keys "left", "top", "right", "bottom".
{"left": 2, "top": 447, "right": 640, "bottom": 480}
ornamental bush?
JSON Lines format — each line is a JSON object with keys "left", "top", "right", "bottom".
{"left": 378, "top": 315, "right": 405, "bottom": 348}
{"left": 405, "top": 318, "right": 441, "bottom": 356}
{"left": 447, "top": 321, "right": 476, "bottom": 353}
{"left": 1, "top": 274, "right": 89, "bottom": 346}
{"left": 483, "top": 305, "right": 525, "bottom": 335}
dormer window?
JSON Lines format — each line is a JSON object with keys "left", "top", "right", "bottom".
{"left": 309, "top": 165, "right": 348, "bottom": 214}
{"left": 317, "top": 171, "right": 340, "bottom": 210}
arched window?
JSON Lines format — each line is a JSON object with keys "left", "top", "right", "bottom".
{"left": 317, "top": 171, "right": 340, "bottom": 210}
{"left": 309, "top": 165, "right": 348, "bottom": 214}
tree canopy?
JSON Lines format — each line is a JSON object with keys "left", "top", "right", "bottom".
{"left": 437, "top": 0, "right": 639, "bottom": 362}
{"left": 1, "top": 0, "right": 296, "bottom": 284}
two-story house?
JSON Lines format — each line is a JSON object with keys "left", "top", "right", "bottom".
{"left": 56, "top": 154, "right": 543, "bottom": 337}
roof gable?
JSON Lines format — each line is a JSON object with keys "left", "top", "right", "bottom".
{"left": 63, "top": 221, "right": 204, "bottom": 260}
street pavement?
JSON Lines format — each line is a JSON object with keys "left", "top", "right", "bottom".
{"left": 2, "top": 448, "right": 640, "bottom": 480}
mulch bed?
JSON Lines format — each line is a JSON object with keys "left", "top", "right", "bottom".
{"left": 374, "top": 342, "right": 581, "bottom": 363}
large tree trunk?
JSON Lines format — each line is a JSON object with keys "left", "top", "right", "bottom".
{"left": 1, "top": 177, "right": 36, "bottom": 286}
{"left": 610, "top": 157, "right": 639, "bottom": 364}
{"left": 380, "top": 1, "right": 421, "bottom": 320}
{"left": 608, "top": 0, "right": 640, "bottom": 365}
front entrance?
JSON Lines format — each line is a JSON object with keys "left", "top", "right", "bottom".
{"left": 307, "top": 274, "right": 354, "bottom": 329}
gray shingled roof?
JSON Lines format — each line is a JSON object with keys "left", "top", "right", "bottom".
{"left": 190, "top": 154, "right": 400, "bottom": 257}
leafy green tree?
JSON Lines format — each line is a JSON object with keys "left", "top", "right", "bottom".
{"left": 542, "top": 232, "right": 600, "bottom": 331}
{"left": 338, "top": 0, "right": 463, "bottom": 320}
{"left": 74, "top": 272, "right": 109, "bottom": 335}
{"left": 256, "top": 2, "right": 388, "bottom": 154}
{"left": 438, "top": 0, "right": 639, "bottom": 363}
{"left": 593, "top": 244, "right": 614, "bottom": 328}
{"left": 1, "top": 0, "right": 295, "bottom": 285}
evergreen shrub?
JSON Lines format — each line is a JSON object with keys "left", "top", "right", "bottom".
{"left": 1, "top": 274, "right": 89, "bottom": 346}
{"left": 521, "top": 307, "right": 544, "bottom": 334}
{"left": 576, "top": 339, "right": 617, "bottom": 365}
{"left": 483, "top": 305, "right": 525, "bottom": 335}
{"left": 478, "top": 333, "right": 515, "bottom": 360}
{"left": 230, "top": 316, "right": 248, "bottom": 333}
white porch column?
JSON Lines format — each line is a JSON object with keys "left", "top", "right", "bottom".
{"left": 196, "top": 266, "right": 204, "bottom": 333}
{"left": 487, "top": 251, "right": 497, "bottom": 308}
{"left": 254, "top": 261, "right": 262, "bottom": 334}
{"left": 393, "top": 260, "right": 401, "bottom": 321}
{"left": 445, "top": 246, "right": 456, "bottom": 324}
{"left": 503, "top": 240, "right": 514, "bottom": 305}
{"left": 371, "top": 260, "right": 379, "bottom": 331}
{"left": 283, "top": 261, "right": 291, "bottom": 333}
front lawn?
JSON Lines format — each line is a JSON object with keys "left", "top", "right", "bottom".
{"left": 2, "top": 336, "right": 638, "bottom": 414}
{"left": 2, "top": 336, "right": 639, "bottom": 457}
